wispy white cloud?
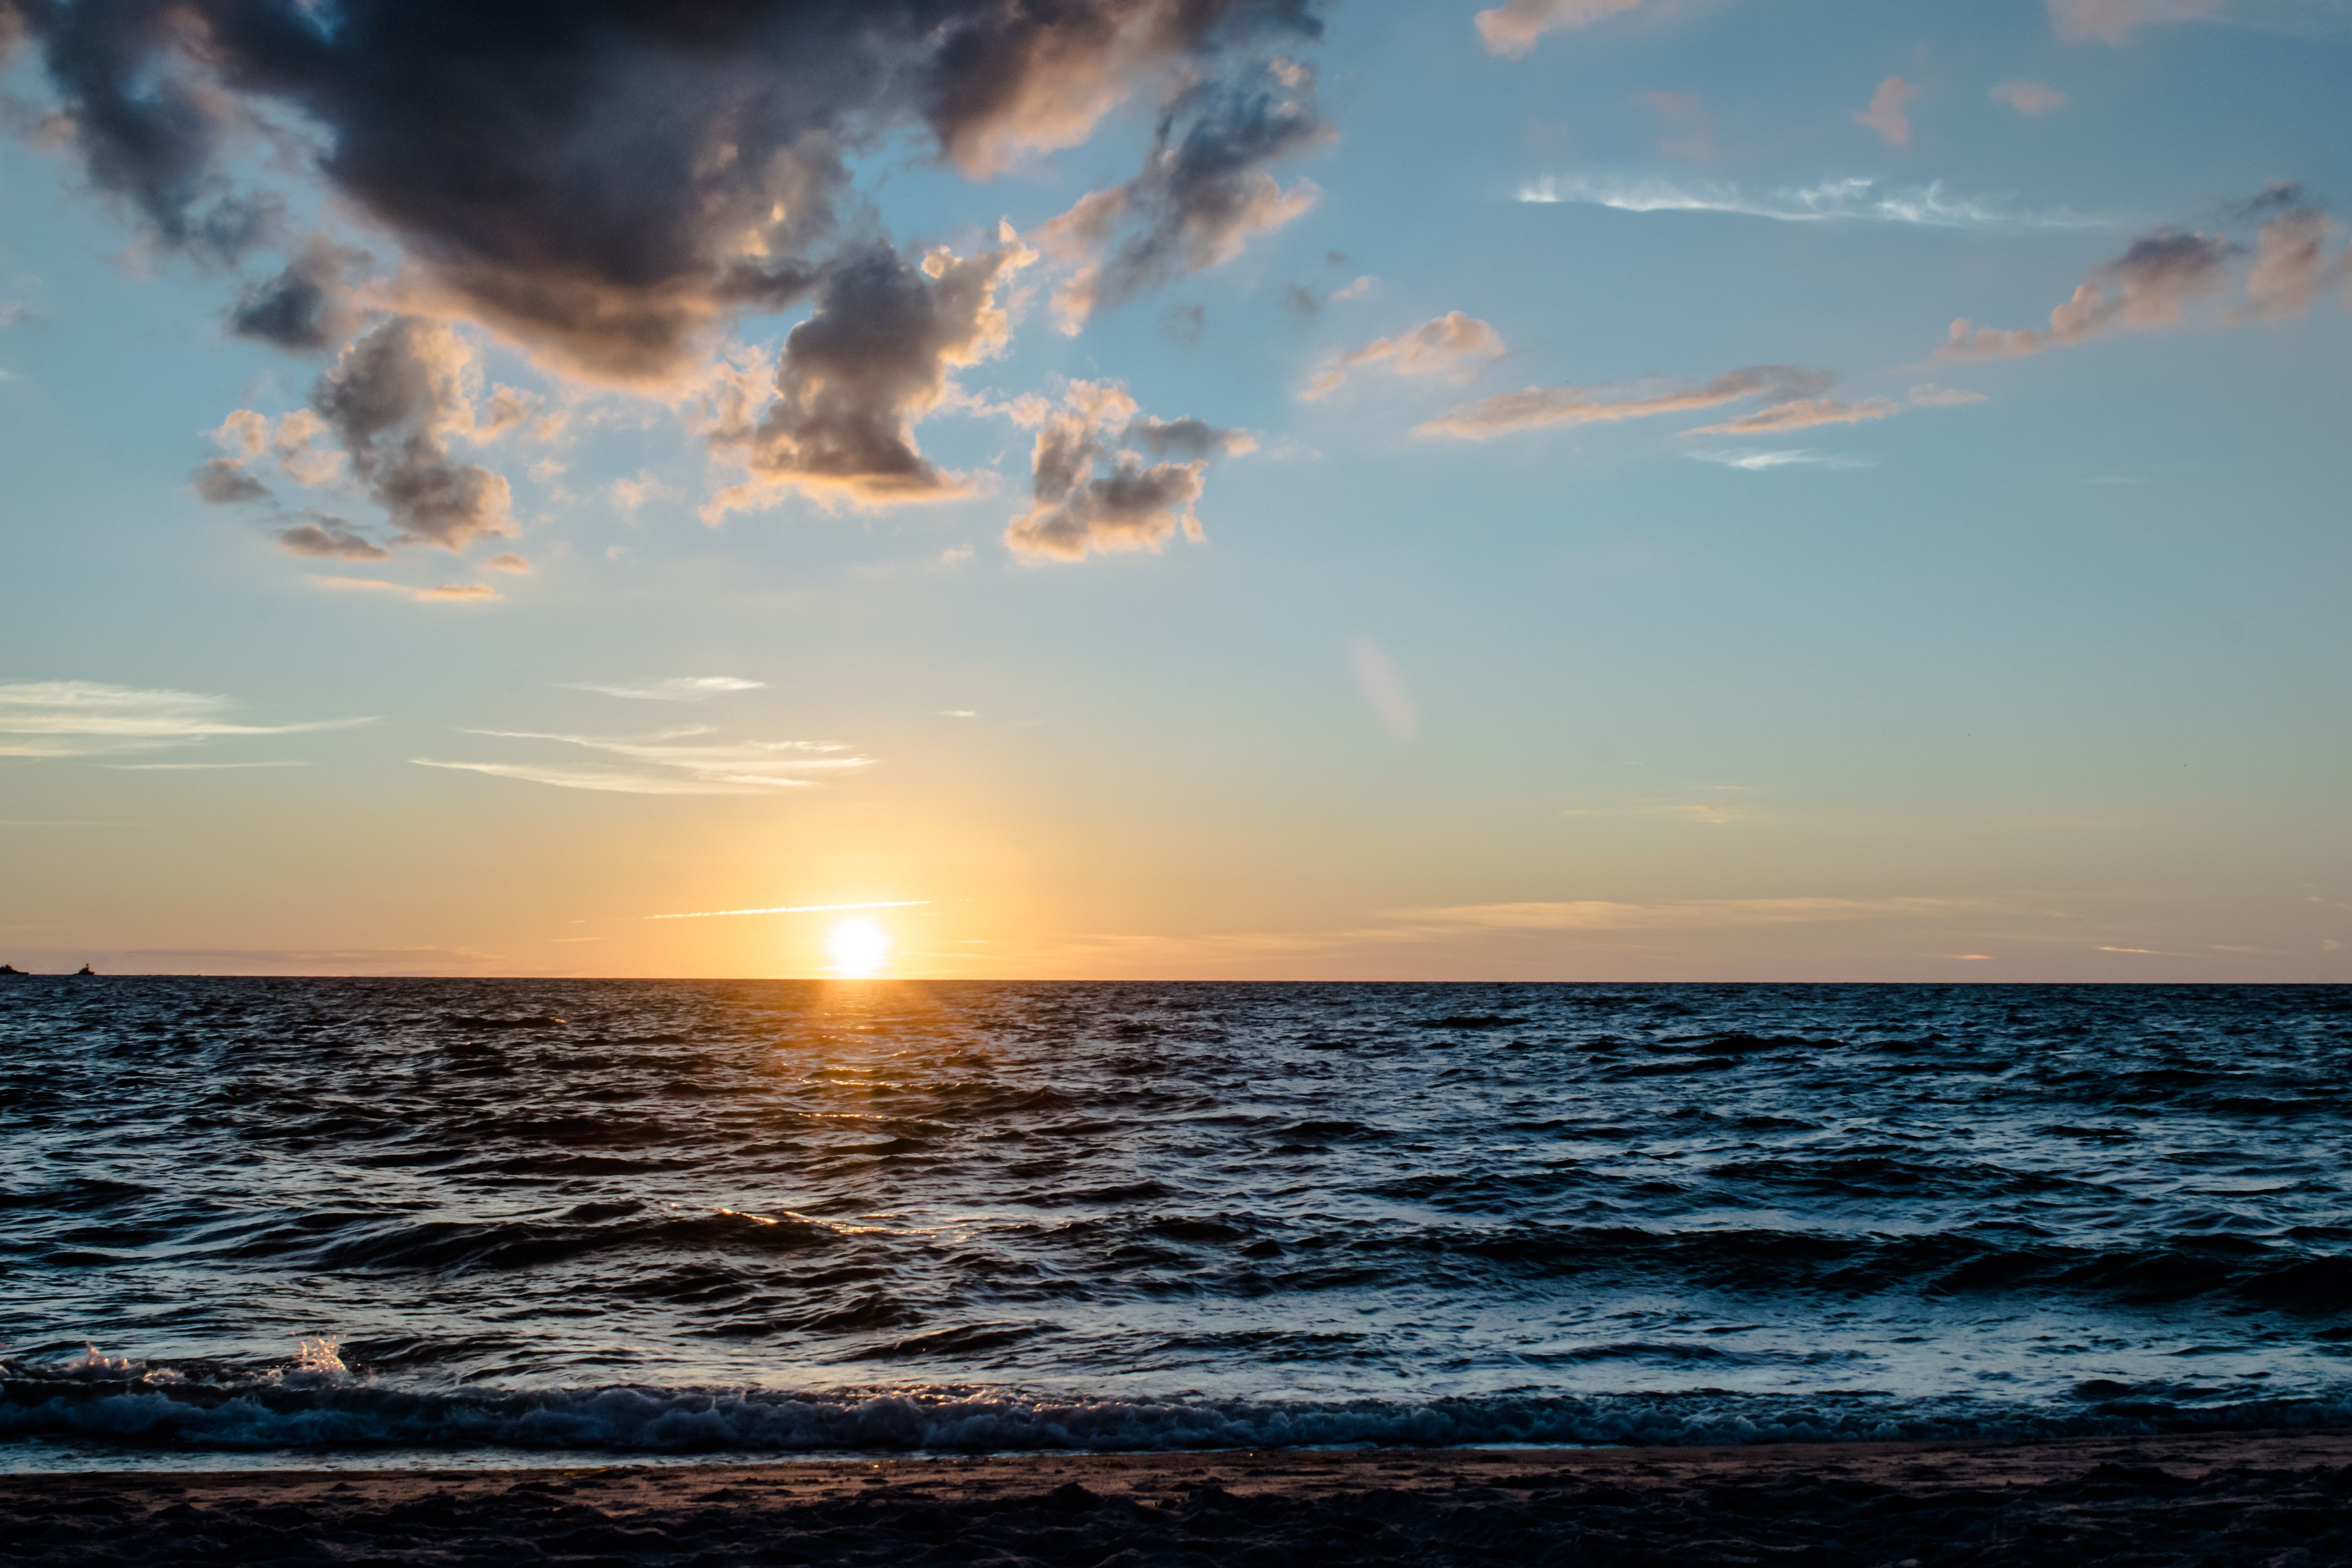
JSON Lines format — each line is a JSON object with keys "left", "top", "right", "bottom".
{"left": 1687, "top": 449, "right": 1875, "bottom": 471}
{"left": 645, "top": 900, "right": 931, "bottom": 921}
{"left": 0, "top": 681, "right": 369, "bottom": 758}
{"left": 413, "top": 759, "right": 766, "bottom": 795}
{"left": 1395, "top": 897, "right": 1976, "bottom": 930}
{"left": 417, "top": 724, "right": 871, "bottom": 795}
{"left": 569, "top": 676, "right": 766, "bottom": 702}
{"left": 1516, "top": 174, "right": 2106, "bottom": 230}
{"left": 1348, "top": 636, "right": 1417, "bottom": 742}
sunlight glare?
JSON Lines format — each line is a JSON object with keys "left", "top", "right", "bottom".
{"left": 825, "top": 916, "right": 891, "bottom": 978}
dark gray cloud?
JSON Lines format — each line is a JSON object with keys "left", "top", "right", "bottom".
{"left": 1160, "top": 302, "right": 1206, "bottom": 344}
{"left": 708, "top": 234, "right": 1031, "bottom": 512}
{"left": 4, "top": 0, "right": 1322, "bottom": 381}
{"left": 310, "top": 315, "right": 512, "bottom": 550}
{"left": 1126, "top": 415, "right": 1241, "bottom": 460}
{"left": 1037, "top": 60, "right": 1334, "bottom": 329}
{"left": 229, "top": 237, "right": 371, "bottom": 352}
{"left": 1011, "top": 458, "right": 1206, "bottom": 560}
{"left": 190, "top": 456, "right": 269, "bottom": 504}
{"left": 1004, "top": 379, "right": 1252, "bottom": 559}
{"left": 1281, "top": 282, "right": 1322, "bottom": 319}
{"left": 276, "top": 515, "right": 389, "bottom": 561}
{"left": 2238, "top": 181, "right": 2310, "bottom": 221}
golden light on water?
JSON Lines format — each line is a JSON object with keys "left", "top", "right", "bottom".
{"left": 824, "top": 916, "right": 891, "bottom": 978}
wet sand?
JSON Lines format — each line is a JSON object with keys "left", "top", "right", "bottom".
{"left": 7, "top": 1429, "right": 2350, "bottom": 1564}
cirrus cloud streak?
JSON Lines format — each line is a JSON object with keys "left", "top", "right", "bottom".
{"left": 0, "top": 681, "right": 370, "bottom": 758}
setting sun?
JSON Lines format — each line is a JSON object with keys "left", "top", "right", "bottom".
{"left": 824, "top": 916, "right": 891, "bottom": 978}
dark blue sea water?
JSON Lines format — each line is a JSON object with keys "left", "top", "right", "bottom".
{"left": 3, "top": 979, "right": 2348, "bottom": 1470}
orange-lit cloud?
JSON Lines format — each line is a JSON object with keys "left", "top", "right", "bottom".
{"left": 1635, "top": 89, "right": 1715, "bottom": 161}
{"left": 1688, "top": 395, "right": 1898, "bottom": 435}
{"left": 2051, "top": 0, "right": 2224, "bottom": 44}
{"left": 1941, "top": 229, "right": 2234, "bottom": 357}
{"left": 1302, "top": 311, "right": 1507, "bottom": 401}
{"left": 1992, "top": 80, "right": 2069, "bottom": 116}
{"left": 1852, "top": 76, "right": 1915, "bottom": 148}
{"left": 2239, "top": 206, "right": 2352, "bottom": 320}
{"left": 1396, "top": 896, "right": 1977, "bottom": 930}
{"left": 1474, "top": 0, "right": 1649, "bottom": 58}
{"left": 316, "top": 576, "right": 500, "bottom": 603}
{"left": 1420, "top": 364, "right": 1853, "bottom": 440}
{"left": 1938, "top": 196, "right": 2349, "bottom": 358}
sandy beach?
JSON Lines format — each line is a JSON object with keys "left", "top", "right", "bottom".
{"left": 7, "top": 1429, "right": 2350, "bottom": 1564}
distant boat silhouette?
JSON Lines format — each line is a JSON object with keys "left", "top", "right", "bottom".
{"left": 74, "top": 964, "right": 96, "bottom": 976}
{"left": 0, "top": 964, "right": 23, "bottom": 975}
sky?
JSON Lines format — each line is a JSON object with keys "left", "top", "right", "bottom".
{"left": 1, "top": 0, "right": 2347, "bottom": 981}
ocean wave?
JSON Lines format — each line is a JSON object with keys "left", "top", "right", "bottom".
{"left": 10, "top": 978, "right": 2352, "bottom": 1454}
{"left": 5, "top": 1359, "right": 2351, "bottom": 1457}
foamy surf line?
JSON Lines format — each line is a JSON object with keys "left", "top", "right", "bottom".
{"left": 7, "top": 1365, "right": 2351, "bottom": 1466}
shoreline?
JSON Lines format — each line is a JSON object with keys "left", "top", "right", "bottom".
{"left": 9, "top": 1428, "right": 2351, "bottom": 1563}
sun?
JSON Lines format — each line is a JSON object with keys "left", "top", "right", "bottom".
{"left": 824, "top": 916, "right": 892, "bottom": 978}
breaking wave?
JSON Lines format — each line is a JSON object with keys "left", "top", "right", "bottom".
{"left": 8, "top": 1356, "right": 2352, "bottom": 1457}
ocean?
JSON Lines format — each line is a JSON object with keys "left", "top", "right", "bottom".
{"left": 3, "top": 978, "right": 2347, "bottom": 1470}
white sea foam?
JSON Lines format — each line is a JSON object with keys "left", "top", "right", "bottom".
{"left": 291, "top": 1337, "right": 348, "bottom": 1377}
